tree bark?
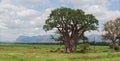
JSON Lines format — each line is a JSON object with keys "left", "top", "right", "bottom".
{"left": 64, "top": 40, "right": 70, "bottom": 53}
{"left": 112, "top": 39, "right": 118, "bottom": 51}
{"left": 112, "top": 41, "right": 116, "bottom": 51}
{"left": 63, "top": 38, "right": 78, "bottom": 53}
{"left": 69, "top": 39, "right": 77, "bottom": 52}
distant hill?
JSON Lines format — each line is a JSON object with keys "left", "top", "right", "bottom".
{"left": 0, "top": 34, "right": 108, "bottom": 43}
{"left": 15, "top": 35, "right": 56, "bottom": 43}
{"left": 15, "top": 34, "right": 105, "bottom": 43}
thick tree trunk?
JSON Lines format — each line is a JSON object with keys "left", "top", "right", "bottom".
{"left": 64, "top": 38, "right": 77, "bottom": 53}
{"left": 62, "top": 30, "right": 78, "bottom": 53}
{"left": 69, "top": 39, "right": 77, "bottom": 52}
{"left": 64, "top": 40, "right": 70, "bottom": 53}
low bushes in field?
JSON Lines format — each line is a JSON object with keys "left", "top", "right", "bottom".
{"left": 77, "top": 43, "right": 90, "bottom": 53}
{"left": 109, "top": 43, "right": 119, "bottom": 50}
{"left": 49, "top": 43, "right": 91, "bottom": 53}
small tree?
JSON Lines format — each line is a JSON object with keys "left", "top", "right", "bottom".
{"left": 102, "top": 17, "right": 120, "bottom": 50}
{"left": 43, "top": 7, "right": 98, "bottom": 53}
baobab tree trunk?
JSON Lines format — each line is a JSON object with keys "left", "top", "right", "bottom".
{"left": 63, "top": 30, "right": 79, "bottom": 53}
{"left": 64, "top": 38, "right": 77, "bottom": 53}
{"left": 63, "top": 36, "right": 71, "bottom": 53}
{"left": 69, "top": 39, "right": 77, "bottom": 52}
{"left": 64, "top": 40, "right": 70, "bottom": 53}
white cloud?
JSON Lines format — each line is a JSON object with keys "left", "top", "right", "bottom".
{"left": 69, "top": 0, "right": 109, "bottom": 7}
{"left": 12, "top": 0, "right": 49, "bottom": 8}
{"left": 0, "top": 23, "right": 8, "bottom": 29}
{"left": 84, "top": 5, "right": 120, "bottom": 21}
{"left": 0, "top": 0, "right": 53, "bottom": 41}
{"left": 85, "top": 28, "right": 105, "bottom": 36}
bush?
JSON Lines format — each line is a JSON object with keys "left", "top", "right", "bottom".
{"left": 77, "top": 43, "right": 90, "bottom": 53}
{"left": 109, "top": 43, "right": 119, "bottom": 50}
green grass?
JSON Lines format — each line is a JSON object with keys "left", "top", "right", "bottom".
{"left": 0, "top": 44, "right": 120, "bottom": 61}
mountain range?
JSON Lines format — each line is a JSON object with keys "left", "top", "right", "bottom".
{"left": 0, "top": 34, "right": 106, "bottom": 43}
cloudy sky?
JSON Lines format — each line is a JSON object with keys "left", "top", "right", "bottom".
{"left": 0, "top": 0, "right": 120, "bottom": 42}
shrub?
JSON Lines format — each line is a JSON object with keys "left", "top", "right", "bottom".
{"left": 109, "top": 43, "right": 119, "bottom": 50}
{"left": 77, "top": 43, "right": 90, "bottom": 53}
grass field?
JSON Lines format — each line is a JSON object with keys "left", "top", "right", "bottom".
{"left": 0, "top": 44, "right": 120, "bottom": 61}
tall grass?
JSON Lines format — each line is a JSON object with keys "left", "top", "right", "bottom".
{"left": 0, "top": 44, "right": 120, "bottom": 61}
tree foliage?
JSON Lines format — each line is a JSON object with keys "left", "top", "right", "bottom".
{"left": 102, "top": 17, "right": 120, "bottom": 41}
{"left": 102, "top": 17, "right": 120, "bottom": 50}
{"left": 43, "top": 7, "right": 98, "bottom": 52}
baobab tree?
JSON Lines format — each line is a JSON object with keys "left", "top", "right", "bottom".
{"left": 102, "top": 17, "right": 120, "bottom": 50}
{"left": 43, "top": 7, "right": 98, "bottom": 53}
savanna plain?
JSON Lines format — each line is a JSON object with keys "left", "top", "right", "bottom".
{"left": 0, "top": 44, "right": 120, "bottom": 61}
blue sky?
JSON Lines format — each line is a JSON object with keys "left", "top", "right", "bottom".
{"left": 0, "top": 0, "right": 120, "bottom": 42}
{"left": 109, "top": 0, "right": 120, "bottom": 10}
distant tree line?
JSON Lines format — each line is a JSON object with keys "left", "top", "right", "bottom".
{"left": 11, "top": 42, "right": 110, "bottom": 46}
